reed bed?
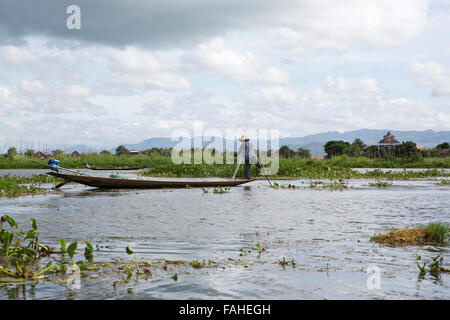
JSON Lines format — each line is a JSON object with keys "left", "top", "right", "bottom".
{"left": 371, "top": 222, "right": 450, "bottom": 246}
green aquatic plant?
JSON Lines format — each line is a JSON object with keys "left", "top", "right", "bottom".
{"left": 422, "top": 222, "right": 450, "bottom": 243}
{"left": 124, "top": 245, "right": 144, "bottom": 278}
{"left": 436, "top": 180, "right": 450, "bottom": 185}
{"left": 309, "top": 179, "right": 347, "bottom": 190}
{"left": 213, "top": 187, "right": 230, "bottom": 194}
{"left": 278, "top": 257, "right": 296, "bottom": 268}
{"left": 0, "top": 174, "right": 64, "bottom": 197}
{"left": 415, "top": 254, "right": 449, "bottom": 277}
{"left": 368, "top": 181, "right": 393, "bottom": 188}
{"left": 0, "top": 215, "right": 94, "bottom": 282}
{"left": 255, "top": 243, "right": 265, "bottom": 255}
{"left": 190, "top": 259, "right": 213, "bottom": 269}
{"left": 270, "top": 182, "right": 299, "bottom": 189}
{"left": 191, "top": 260, "right": 203, "bottom": 268}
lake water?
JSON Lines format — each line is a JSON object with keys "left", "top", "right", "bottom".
{"left": 0, "top": 169, "right": 449, "bottom": 300}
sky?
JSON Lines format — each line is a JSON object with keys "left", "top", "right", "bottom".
{"left": 0, "top": 0, "right": 449, "bottom": 150}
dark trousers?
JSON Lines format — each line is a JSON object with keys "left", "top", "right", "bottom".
{"left": 243, "top": 140, "right": 263, "bottom": 179}
{"left": 244, "top": 161, "right": 263, "bottom": 179}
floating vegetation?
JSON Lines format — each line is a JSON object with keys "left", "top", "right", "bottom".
{"left": 436, "top": 180, "right": 450, "bottom": 186}
{"left": 309, "top": 179, "right": 348, "bottom": 190}
{"left": 368, "top": 181, "right": 393, "bottom": 188}
{"left": 0, "top": 215, "right": 94, "bottom": 284}
{"left": 213, "top": 187, "right": 230, "bottom": 194}
{"left": 278, "top": 257, "right": 296, "bottom": 268}
{"left": 0, "top": 175, "right": 63, "bottom": 197}
{"left": 270, "top": 182, "right": 299, "bottom": 189}
{"left": 255, "top": 243, "right": 265, "bottom": 255}
{"left": 239, "top": 243, "right": 266, "bottom": 257}
{"left": 416, "top": 254, "right": 449, "bottom": 278}
{"left": 191, "top": 259, "right": 213, "bottom": 269}
{"left": 371, "top": 222, "right": 450, "bottom": 246}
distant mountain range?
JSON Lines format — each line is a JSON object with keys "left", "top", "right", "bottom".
{"left": 13, "top": 129, "right": 449, "bottom": 156}
{"left": 118, "top": 129, "right": 450, "bottom": 156}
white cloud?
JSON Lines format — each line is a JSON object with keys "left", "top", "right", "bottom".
{"left": 0, "top": 86, "right": 21, "bottom": 115}
{"left": 241, "top": 76, "right": 449, "bottom": 136}
{"left": 0, "top": 45, "right": 40, "bottom": 64}
{"left": 0, "top": 0, "right": 447, "bottom": 146}
{"left": 261, "top": 0, "right": 430, "bottom": 53}
{"left": 67, "top": 85, "right": 91, "bottom": 97}
{"left": 0, "top": 80, "right": 105, "bottom": 116}
{"left": 410, "top": 61, "right": 450, "bottom": 97}
{"left": 244, "top": 86, "right": 299, "bottom": 107}
{"left": 184, "top": 38, "right": 289, "bottom": 84}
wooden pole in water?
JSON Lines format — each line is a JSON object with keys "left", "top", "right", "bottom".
{"left": 263, "top": 173, "right": 273, "bottom": 188}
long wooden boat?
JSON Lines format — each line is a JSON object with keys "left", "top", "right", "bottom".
{"left": 84, "top": 162, "right": 148, "bottom": 171}
{"left": 47, "top": 171, "right": 254, "bottom": 189}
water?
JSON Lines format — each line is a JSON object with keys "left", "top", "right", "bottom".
{"left": 0, "top": 170, "right": 449, "bottom": 300}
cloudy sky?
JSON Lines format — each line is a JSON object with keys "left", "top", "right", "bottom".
{"left": 0, "top": 0, "right": 449, "bottom": 150}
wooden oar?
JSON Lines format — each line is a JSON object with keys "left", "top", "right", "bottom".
{"left": 27, "top": 159, "right": 90, "bottom": 176}
{"left": 54, "top": 181, "right": 69, "bottom": 189}
{"left": 263, "top": 174, "right": 273, "bottom": 188}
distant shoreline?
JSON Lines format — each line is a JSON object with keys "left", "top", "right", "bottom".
{"left": 0, "top": 155, "right": 448, "bottom": 179}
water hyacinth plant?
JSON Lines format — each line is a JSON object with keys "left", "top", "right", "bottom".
{"left": 0, "top": 215, "right": 95, "bottom": 282}
{"left": 368, "top": 181, "right": 393, "bottom": 188}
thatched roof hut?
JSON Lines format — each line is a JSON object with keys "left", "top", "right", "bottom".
{"left": 35, "top": 151, "right": 51, "bottom": 159}
{"left": 71, "top": 151, "right": 80, "bottom": 158}
{"left": 440, "top": 149, "right": 450, "bottom": 158}
{"left": 379, "top": 131, "right": 399, "bottom": 144}
{"left": 378, "top": 131, "right": 400, "bottom": 150}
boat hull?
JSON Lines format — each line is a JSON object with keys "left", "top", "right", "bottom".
{"left": 47, "top": 172, "right": 254, "bottom": 189}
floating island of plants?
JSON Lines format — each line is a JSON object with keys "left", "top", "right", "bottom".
{"left": 370, "top": 222, "right": 450, "bottom": 246}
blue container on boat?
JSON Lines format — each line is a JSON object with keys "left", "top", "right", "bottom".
{"left": 48, "top": 159, "right": 60, "bottom": 172}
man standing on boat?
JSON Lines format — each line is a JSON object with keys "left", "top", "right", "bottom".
{"left": 237, "top": 135, "right": 267, "bottom": 179}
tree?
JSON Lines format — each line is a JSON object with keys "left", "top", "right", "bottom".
{"left": 363, "top": 145, "right": 379, "bottom": 159}
{"left": 279, "top": 145, "right": 296, "bottom": 158}
{"left": 396, "top": 141, "right": 420, "bottom": 159}
{"left": 100, "top": 150, "right": 111, "bottom": 156}
{"left": 436, "top": 142, "right": 449, "bottom": 149}
{"left": 115, "top": 145, "right": 129, "bottom": 156}
{"left": 323, "top": 141, "right": 350, "bottom": 158}
{"left": 296, "top": 147, "right": 311, "bottom": 159}
{"left": 6, "top": 147, "right": 17, "bottom": 159}
{"left": 343, "top": 144, "right": 362, "bottom": 157}
{"left": 24, "top": 149, "right": 35, "bottom": 157}
{"left": 52, "top": 149, "right": 64, "bottom": 158}
{"left": 352, "top": 138, "right": 366, "bottom": 151}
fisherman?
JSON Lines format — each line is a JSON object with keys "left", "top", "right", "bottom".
{"left": 237, "top": 135, "right": 267, "bottom": 179}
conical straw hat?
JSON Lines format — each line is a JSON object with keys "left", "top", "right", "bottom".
{"left": 238, "top": 135, "right": 250, "bottom": 141}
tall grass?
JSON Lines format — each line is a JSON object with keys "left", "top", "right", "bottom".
{"left": 423, "top": 222, "right": 450, "bottom": 243}
{"left": 1, "top": 154, "right": 449, "bottom": 179}
{"left": 327, "top": 155, "right": 450, "bottom": 168}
